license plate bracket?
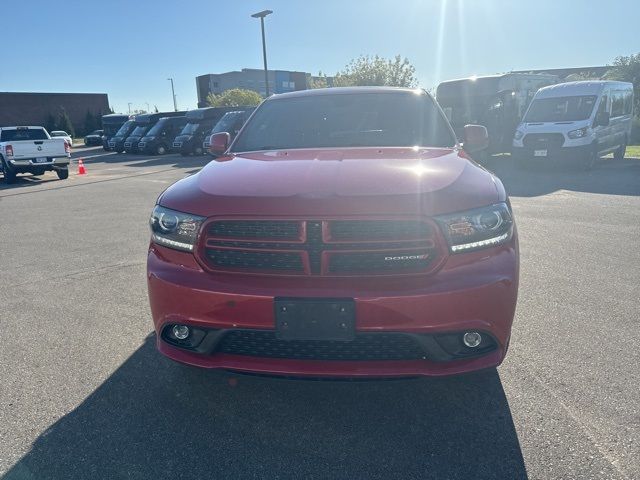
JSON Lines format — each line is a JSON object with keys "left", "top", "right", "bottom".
{"left": 533, "top": 149, "right": 548, "bottom": 157}
{"left": 275, "top": 298, "right": 355, "bottom": 341}
{"left": 35, "top": 157, "right": 48, "bottom": 163}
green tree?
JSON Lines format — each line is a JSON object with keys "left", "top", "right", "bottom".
{"left": 564, "top": 71, "right": 604, "bottom": 81}
{"left": 333, "top": 55, "right": 418, "bottom": 88}
{"left": 604, "top": 52, "right": 640, "bottom": 115}
{"left": 83, "top": 111, "right": 96, "bottom": 135}
{"left": 309, "top": 71, "right": 330, "bottom": 89}
{"left": 207, "top": 88, "right": 263, "bottom": 107}
{"left": 56, "top": 109, "right": 75, "bottom": 137}
{"left": 44, "top": 113, "right": 57, "bottom": 133}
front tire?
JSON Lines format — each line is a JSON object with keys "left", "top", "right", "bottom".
{"left": 56, "top": 168, "right": 69, "bottom": 180}
{"left": 613, "top": 139, "right": 627, "bottom": 161}
{"left": 581, "top": 144, "right": 598, "bottom": 171}
{"left": 156, "top": 145, "right": 167, "bottom": 155}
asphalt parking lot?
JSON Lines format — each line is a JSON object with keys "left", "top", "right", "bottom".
{"left": 1, "top": 148, "right": 639, "bottom": 479}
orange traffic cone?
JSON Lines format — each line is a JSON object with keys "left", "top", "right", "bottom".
{"left": 77, "top": 159, "right": 86, "bottom": 175}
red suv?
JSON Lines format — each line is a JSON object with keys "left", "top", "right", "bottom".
{"left": 147, "top": 87, "right": 519, "bottom": 378}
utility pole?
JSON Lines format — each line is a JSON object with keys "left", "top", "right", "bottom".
{"left": 167, "top": 78, "right": 178, "bottom": 111}
{"left": 251, "top": 10, "right": 273, "bottom": 97}
{"left": 128, "top": 103, "right": 132, "bottom": 114}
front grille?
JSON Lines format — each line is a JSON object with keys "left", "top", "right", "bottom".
{"left": 206, "top": 248, "right": 304, "bottom": 272}
{"left": 209, "top": 220, "right": 301, "bottom": 240}
{"left": 216, "top": 330, "right": 427, "bottom": 361}
{"left": 330, "top": 220, "right": 431, "bottom": 241}
{"left": 201, "top": 219, "right": 442, "bottom": 276}
{"left": 522, "top": 133, "right": 565, "bottom": 149}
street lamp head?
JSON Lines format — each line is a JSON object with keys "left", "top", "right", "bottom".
{"left": 251, "top": 9, "right": 273, "bottom": 18}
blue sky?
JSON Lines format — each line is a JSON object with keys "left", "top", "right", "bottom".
{"left": 2, "top": 0, "right": 637, "bottom": 113}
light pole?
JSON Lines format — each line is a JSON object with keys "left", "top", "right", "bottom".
{"left": 167, "top": 78, "right": 178, "bottom": 111}
{"left": 127, "top": 102, "right": 132, "bottom": 114}
{"left": 145, "top": 102, "right": 150, "bottom": 113}
{"left": 251, "top": 10, "right": 273, "bottom": 97}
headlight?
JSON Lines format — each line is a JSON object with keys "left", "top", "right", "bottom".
{"left": 568, "top": 127, "right": 588, "bottom": 139}
{"left": 149, "top": 205, "right": 205, "bottom": 252}
{"left": 435, "top": 203, "right": 514, "bottom": 253}
{"left": 513, "top": 130, "right": 524, "bottom": 140}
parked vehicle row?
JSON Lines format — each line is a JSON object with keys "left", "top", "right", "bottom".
{"left": 101, "top": 106, "right": 255, "bottom": 156}
{"left": 101, "top": 114, "right": 132, "bottom": 150}
{"left": 172, "top": 106, "right": 253, "bottom": 156}
{"left": 0, "top": 126, "right": 71, "bottom": 183}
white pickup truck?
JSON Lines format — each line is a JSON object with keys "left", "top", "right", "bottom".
{"left": 0, "top": 126, "right": 71, "bottom": 183}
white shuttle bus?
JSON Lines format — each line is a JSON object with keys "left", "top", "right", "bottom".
{"left": 512, "top": 81, "right": 633, "bottom": 169}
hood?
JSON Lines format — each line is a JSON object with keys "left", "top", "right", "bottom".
{"left": 174, "top": 134, "right": 194, "bottom": 142}
{"left": 518, "top": 120, "right": 591, "bottom": 134}
{"left": 159, "top": 147, "right": 502, "bottom": 218}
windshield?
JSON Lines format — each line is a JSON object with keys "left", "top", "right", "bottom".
{"left": 1, "top": 128, "right": 49, "bottom": 141}
{"left": 212, "top": 112, "right": 243, "bottom": 134}
{"left": 114, "top": 120, "right": 135, "bottom": 137}
{"left": 232, "top": 92, "right": 455, "bottom": 152}
{"left": 146, "top": 120, "right": 169, "bottom": 136}
{"left": 130, "top": 125, "right": 150, "bottom": 137}
{"left": 180, "top": 123, "right": 200, "bottom": 135}
{"left": 524, "top": 95, "right": 597, "bottom": 122}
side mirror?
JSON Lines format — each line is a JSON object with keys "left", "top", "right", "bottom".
{"left": 463, "top": 124, "right": 489, "bottom": 153}
{"left": 209, "top": 132, "right": 230, "bottom": 155}
{"left": 595, "top": 111, "right": 610, "bottom": 127}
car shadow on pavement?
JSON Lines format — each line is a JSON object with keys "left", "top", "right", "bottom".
{"left": 0, "top": 174, "right": 62, "bottom": 191}
{"left": 481, "top": 156, "right": 640, "bottom": 198}
{"left": 4, "top": 336, "right": 527, "bottom": 480}
{"left": 96, "top": 153, "right": 212, "bottom": 170}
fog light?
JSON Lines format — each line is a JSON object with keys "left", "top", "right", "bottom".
{"left": 462, "top": 331, "right": 482, "bottom": 348}
{"left": 172, "top": 324, "right": 190, "bottom": 340}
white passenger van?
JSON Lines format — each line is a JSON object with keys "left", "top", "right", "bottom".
{"left": 511, "top": 81, "right": 633, "bottom": 168}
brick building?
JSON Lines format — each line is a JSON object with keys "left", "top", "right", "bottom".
{"left": 0, "top": 92, "right": 110, "bottom": 133}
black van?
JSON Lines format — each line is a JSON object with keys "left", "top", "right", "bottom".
{"left": 203, "top": 108, "right": 255, "bottom": 154}
{"left": 124, "top": 112, "right": 185, "bottom": 154}
{"left": 102, "top": 114, "right": 132, "bottom": 151}
{"left": 172, "top": 106, "right": 251, "bottom": 156}
{"left": 138, "top": 116, "right": 187, "bottom": 155}
{"left": 108, "top": 118, "right": 137, "bottom": 153}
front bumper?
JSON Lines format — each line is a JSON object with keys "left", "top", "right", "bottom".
{"left": 124, "top": 138, "right": 142, "bottom": 153}
{"left": 511, "top": 144, "right": 592, "bottom": 163}
{"left": 109, "top": 139, "right": 126, "bottom": 151}
{"left": 148, "top": 235, "right": 519, "bottom": 378}
{"left": 173, "top": 137, "right": 197, "bottom": 154}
